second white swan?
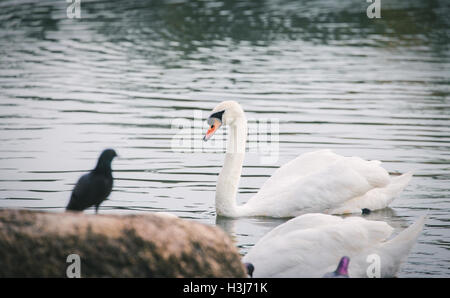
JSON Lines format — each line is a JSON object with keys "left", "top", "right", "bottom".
{"left": 242, "top": 213, "right": 426, "bottom": 277}
{"left": 203, "top": 100, "right": 413, "bottom": 218}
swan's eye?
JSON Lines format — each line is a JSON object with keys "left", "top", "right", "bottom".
{"left": 211, "top": 124, "right": 214, "bottom": 129}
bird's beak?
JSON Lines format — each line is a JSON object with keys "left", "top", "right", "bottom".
{"left": 203, "top": 118, "right": 222, "bottom": 142}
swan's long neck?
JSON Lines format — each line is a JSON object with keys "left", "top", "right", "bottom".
{"left": 216, "top": 117, "right": 247, "bottom": 217}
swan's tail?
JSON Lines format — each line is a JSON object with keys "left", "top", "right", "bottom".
{"left": 378, "top": 214, "right": 426, "bottom": 277}
{"left": 383, "top": 171, "right": 414, "bottom": 205}
{"left": 329, "top": 171, "right": 414, "bottom": 214}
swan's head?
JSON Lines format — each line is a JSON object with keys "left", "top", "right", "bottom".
{"left": 244, "top": 262, "right": 254, "bottom": 278}
{"left": 203, "top": 100, "right": 245, "bottom": 141}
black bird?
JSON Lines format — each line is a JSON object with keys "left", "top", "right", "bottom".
{"left": 66, "top": 149, "right": 117, "bottom": 213}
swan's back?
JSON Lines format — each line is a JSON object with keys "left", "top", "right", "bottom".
{"left": 244, "top": 150, "right": 401, "bottom": 217}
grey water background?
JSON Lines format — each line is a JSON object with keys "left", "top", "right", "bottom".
{"left": 0, "top": 0, "right": 449, "bottom": 277}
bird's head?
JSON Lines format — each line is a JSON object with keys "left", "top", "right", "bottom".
{"left": 336, "top": 256, "right": 350, "bottom": 276}
{"left": 96, "top": 149, "right": 118, "bottom": 170}
{"left": 203, "top": 100, "right": 245, "bottom": 141}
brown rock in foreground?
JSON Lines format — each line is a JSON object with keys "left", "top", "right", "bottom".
{"left": 0, "top": 209, "right": 246, "bottom": 278}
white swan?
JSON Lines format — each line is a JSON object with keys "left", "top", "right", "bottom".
{"left": 203, "top": 101, "right": 413, "bottom": 218}
{"left": 242, "top": 213, "right": 426, "bottom": 278}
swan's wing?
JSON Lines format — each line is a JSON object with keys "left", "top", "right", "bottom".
{"left": 257, "top": 149, "right": 341, "bottom": 192}
{"left": 243, "top": 214, "right": 394, "bottom": 278}
{"left": 245, "top": 150, "right": 391, "bottom": 217}
{"left": 255, "top": 213, "right": 390, "bottom": 248}
{"left": 255, "top": 213, "right": 343, "bottom": 244}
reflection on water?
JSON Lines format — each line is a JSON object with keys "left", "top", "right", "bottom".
{"left": 216, "top": 215, "right": 286, "bottom": 251}
{"left": 0, "top": 0, "right": 449, "bottom": 277}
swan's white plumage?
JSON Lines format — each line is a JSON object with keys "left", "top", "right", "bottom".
{"left": 243, "top": 149, "right": 398, "bottom": 217}
{"left": 242, "top": 213, "right": 426, "bottom": 278}
{"left": 207, "top": 101, "right": 413, "bottom": 218}
{"left": 329, "top": 171, "right": 413, "bottom": 214}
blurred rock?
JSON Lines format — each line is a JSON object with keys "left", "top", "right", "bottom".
{"left": 0, "top": 209, "right": 246, "bottom": 278}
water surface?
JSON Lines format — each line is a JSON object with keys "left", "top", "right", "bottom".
{"left": 0, "top": 0, "right": 449, "bottom": 277}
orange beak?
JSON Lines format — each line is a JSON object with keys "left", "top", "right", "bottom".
{"left": 203, "top": 118, "right": 222, "bottom": 141}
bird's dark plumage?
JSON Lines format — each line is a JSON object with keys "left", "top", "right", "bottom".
{"left": 66, "top": 149, "right": 117, "bottom": 213}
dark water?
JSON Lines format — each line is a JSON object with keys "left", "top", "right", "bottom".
{"left": 0, "top": 0, "right": 449, "bottom": 277}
